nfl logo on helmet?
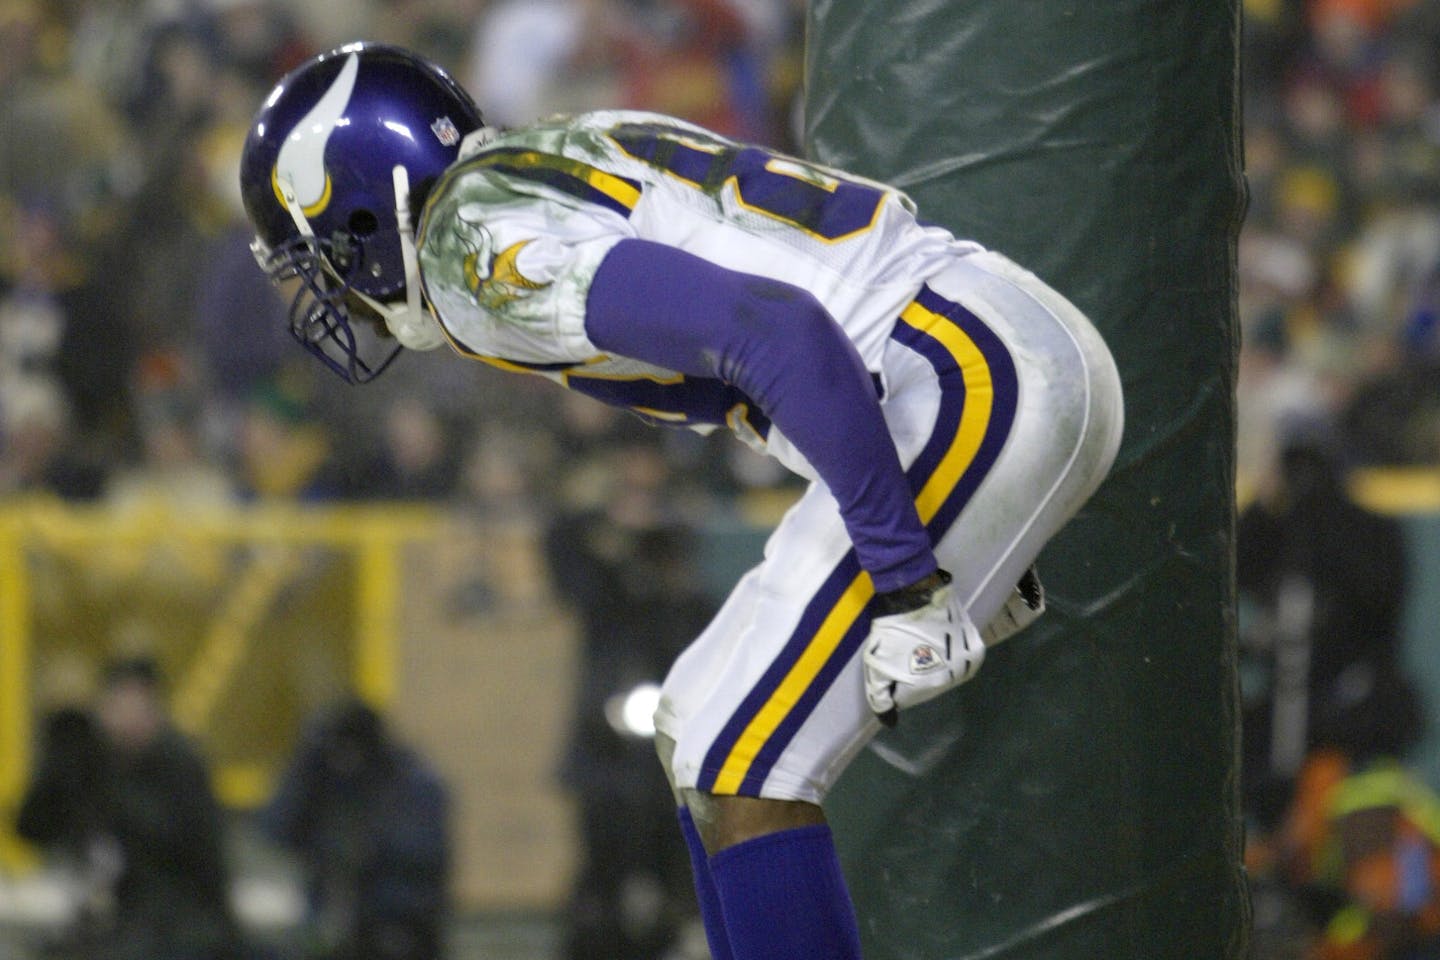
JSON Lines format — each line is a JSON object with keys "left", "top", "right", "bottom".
{"left": 431, "top": 116, "right": 461, "bottom": 146}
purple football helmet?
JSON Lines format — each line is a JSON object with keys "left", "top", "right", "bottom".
{"left": 239, "top": 43, "right": 484, "bottom": 382}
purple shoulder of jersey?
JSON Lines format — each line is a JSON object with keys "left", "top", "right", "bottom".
{"left": 584, "top": 238, "right": 937, "bottom": 595}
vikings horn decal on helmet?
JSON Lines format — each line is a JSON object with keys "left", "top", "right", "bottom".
{"left": 239, "top": 43, "right": 485, "bottom": 383}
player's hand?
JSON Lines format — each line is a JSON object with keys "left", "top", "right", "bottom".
{"left": 864, "top": 571, "right": 985, "bottom": 727}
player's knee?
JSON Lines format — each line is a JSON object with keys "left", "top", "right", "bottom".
{"left": 682, "top": 790, "right": 827, "bottom": 855}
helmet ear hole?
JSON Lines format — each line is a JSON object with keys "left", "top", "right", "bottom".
{"left": 348, "top": 209, "right": 380, "bottom": 236}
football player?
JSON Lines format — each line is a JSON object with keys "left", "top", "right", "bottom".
{"left": 239, "top": 43, "right": 1124, "bottom": 960}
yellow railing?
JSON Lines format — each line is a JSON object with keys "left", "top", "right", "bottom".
{"left": 1238, "top": 466, "right": 1440, "bottom": 516}
{"left": 1348, "top": 467, "right": 1440, "bottom": 515}
{"left": 0, "top": 496, "right": 441, "bottom": 867}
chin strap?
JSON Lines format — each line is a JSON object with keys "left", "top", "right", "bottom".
{"left": 269, "top": 167, "right": 446, "bottom": 352}
{"left": 351, "top": 165, "right": 446, "bottom": 351}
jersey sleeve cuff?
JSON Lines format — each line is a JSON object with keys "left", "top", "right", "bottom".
{"left": 868, "top": 553, "right": 940, "bottom": 596}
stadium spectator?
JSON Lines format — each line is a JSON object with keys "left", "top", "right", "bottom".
{"left": 190, "top": 116, "right": 302, "bottom": 454}
{"left": 340, "top": 396, "right": 463, "bottom": 501}
{"left": 0, "top": 191, "right": 132, "bottom": 489}
{"left": 14, "top": 655, "right": 244, "bottom": 960}
{"left": 368, "top": 0, "right": 478, "bottom": 75}
{"left": 261, "top": 698, "right": 451, "bottom": 960}
{"left": 1238, "top": 418, "right": 1421, "bottom": 816}
{"left": 543, "top": 431, "right": 715, "bottom": 960}
{"left": 0, "top": 380, "right": 97, "bottom": 498}
{"left": 1237, "top": 418, "right": 1427, "bottom": 959}
{"left": 1280, "top": 756, "right": 1440, "bottom": 960}
{"left": 610, "top": 0, "right": 780, "bottom": 141}
{"left": 207, "top": 0, "right": 315, "bottom": 88}
{"left": 464, "top": 0, "right": 627, "bottom": 128}
{"left": 103, "top": 353, "right": 236, "bottom": 511}
{"left": 232, "top": 374, "right": 344, "bottom": 501}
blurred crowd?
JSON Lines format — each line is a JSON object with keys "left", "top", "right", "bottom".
{"left": 13, "top": 0, "right": 1437, "bottom": 531}
{"left": 18, "top": 655, "right": 451, "bottom": 960}
{"left": 0, "top": 0, "right": 806, "bottom": 515}
{"left": 9, "top": 0, "right": 1440, "bottom": 957}
{"left": 1, "top": 3, "right": 802, "bottom": 958}
{"left": 1238, "top": 5, "right": 1440, "bottom": 958}
{"left": 1240, "top": 0, "right": 1440, "bottom": 493}
{"left": 3, "top": 0, "right": 1432, "bottom": 518}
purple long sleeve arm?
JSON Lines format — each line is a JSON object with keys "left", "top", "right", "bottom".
{"left": 584, "top": 238, "right": 936, "bottom": 593}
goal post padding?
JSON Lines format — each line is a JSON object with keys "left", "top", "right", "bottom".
{"left": 803, "top": 1, "right": 1249, "bottom": 957}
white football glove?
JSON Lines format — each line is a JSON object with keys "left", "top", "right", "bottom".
{"left": 864, "top": 575, "right": 985, "bottom": 727}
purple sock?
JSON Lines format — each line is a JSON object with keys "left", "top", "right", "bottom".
{"left": 678, "top": 806, "right": 735, "bottom": 960}
{"left": 709, "top": 824, "right": 864, "bottom": 960}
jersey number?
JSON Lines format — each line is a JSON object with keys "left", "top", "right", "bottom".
{"left": 609, "top": 123, "right": 887, "bottom": 242}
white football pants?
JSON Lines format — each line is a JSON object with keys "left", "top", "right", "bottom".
{"left": 655, "top": 250, "right": 1125, "bottom": 803}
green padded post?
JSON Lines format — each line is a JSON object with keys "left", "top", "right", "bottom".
{"left": 804, "top": 2, "right": 1249, "bottom": 958}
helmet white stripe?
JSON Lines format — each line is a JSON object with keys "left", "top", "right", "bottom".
{"left": 276, "top": 52, "right": 360, "bottom": 213}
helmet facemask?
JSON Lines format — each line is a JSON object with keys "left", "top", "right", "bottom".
{"left": 256, "top": 164, "right": 445, "bottom": 384}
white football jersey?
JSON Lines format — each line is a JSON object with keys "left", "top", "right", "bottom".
{"left": 416, "top": 110, "right": 982, "bottom": 377}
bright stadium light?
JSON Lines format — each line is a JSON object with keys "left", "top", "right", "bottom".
{"left": 605, "top": 682, "right": 662, "bottom": 739}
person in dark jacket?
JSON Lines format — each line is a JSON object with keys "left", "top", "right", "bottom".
{"left": 261, "top": 698, "right": 450, "bottom": 960}
{"left": 1237, "top": 423, "right": 1422, "bottom": 817}
{"left": 542, "top": 439, "right": 719, "bottom": 960}
{"left": 16, "top": 656, "right": 242, "bottom": 960}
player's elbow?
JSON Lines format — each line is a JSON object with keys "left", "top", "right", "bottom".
{"left": 726, "top": 277, "right": 836, "bottom": 366}
{"left": 732, "top": 276, "right": 829, "bottom": 334}
{"left": 719, "top": 278, "right": 864, "bottom": 398}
